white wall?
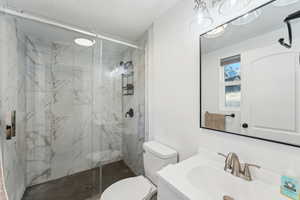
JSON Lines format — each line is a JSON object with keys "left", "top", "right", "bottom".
{"left": 148, "top": 0, "right": 300, "bottom": 179}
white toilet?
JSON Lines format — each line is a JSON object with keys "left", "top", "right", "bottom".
{"left": 100, "top": 141, "right": 178, "bottom": 200}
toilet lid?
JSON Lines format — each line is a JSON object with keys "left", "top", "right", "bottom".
{"left": 100, "top": 176, "right": 156, "bottom": 200}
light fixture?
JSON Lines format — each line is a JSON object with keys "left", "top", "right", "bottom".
{"left": 232, "top": 9, "right": 262, "bottom": 26}
{"left": 190, "top": 0, "right": 213, "bottom": 30}
{"left": 204, "top": 24, "right": 228, "bottom": 38}
{"left": 273, "top": 0, "right": 299, "bottom": 7}
{"left": 219, "top": 0, "right": 252, "bottom": 16}
{"left": 190, "top": 0, "right": 255, "bottom": 32}
{"left": 74, "top": 38, "right": 96, "bottom": 47}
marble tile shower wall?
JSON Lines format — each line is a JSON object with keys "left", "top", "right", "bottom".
{"left": 0, "top": 16, "right": 145, "bottom": 200}
{"left": 122, "top": 38, "right": 146, "bottom": 175}
{"left": 92, "top": 52, "right": 123, "bottom": 166}
{"left": 0, "top": 16, "right": 27, "bottom": 200}
{"left": 23, "top": 36, "right": 52, "bottom": 186}
{"left": 24, "top": 37, "right": 96, "bottom": 186}
{"left": 24, "top": 39, "right": 124, "bottom": 186}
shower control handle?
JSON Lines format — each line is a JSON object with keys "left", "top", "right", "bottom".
{"left": 125, "top": 108, "right": 134, "bottom": 118}
{"left": 242, "top": 123, "right": 248, "bottom": 129}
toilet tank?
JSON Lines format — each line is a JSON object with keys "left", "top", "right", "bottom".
{"left": 143, "top": 141, "right": 178, "bottom": 185}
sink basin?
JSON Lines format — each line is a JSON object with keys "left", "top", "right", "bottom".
{"left": 158, "top": 154, "right": 286, "bottom": 200}
{"left": 186, "top": 165, "right": 276, "bottom": 200}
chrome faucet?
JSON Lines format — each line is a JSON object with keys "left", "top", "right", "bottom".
{"left": 218, "top": 152, "right": 261, "bottom": 181}
{"left": 218, "top": 152, "right": 241, "bottom": 177}
{"left": 241, "top": 163, "right": 261, "bottom": 181}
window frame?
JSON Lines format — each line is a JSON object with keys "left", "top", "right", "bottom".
{"left": 219, "top": 57, "right": 241, "bottom": 111}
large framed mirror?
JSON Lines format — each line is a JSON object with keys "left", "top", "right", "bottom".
{"left": 200, "top": 0, "right": 300, "bottom": 147}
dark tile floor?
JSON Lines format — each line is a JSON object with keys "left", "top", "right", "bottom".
{"left": 22, "top": 160, "right": 135, "bottom": 200}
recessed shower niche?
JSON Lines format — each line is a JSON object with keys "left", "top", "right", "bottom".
{"left": 121, "top": 61, "right": 134, "bottom": 96}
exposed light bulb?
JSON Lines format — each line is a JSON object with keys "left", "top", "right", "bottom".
{"left": 197, "top": 13, "right": 204, "bottom": 24}
{"left": 219, "top": 0, "right": 252, "bottom": 16}
{"left": 230, "top": 0, "right": 237, "bottom": 6}
{"left": 190, "top": 8, "right": 213, "bottom": 32}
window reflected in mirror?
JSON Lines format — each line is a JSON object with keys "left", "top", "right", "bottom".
{"left": 220, "top": 55, "right": 241, "bottom": 110}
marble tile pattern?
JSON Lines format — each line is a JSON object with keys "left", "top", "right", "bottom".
{"left": 0, "top": 15, "right": 146, "bottom": 200}
{"left": 121, "top": 38, "right": 146, "bottom": 175}
{"left": 24, "top": 38, "right": 94, "bottom": 185}
{"left": 0, "top": 16, "right": 27, "bottom": 200}
{"left": 91, "top": 42, "right": 124, "bottom": 168}
{"left": 24, "top": 39, "right": 126, "bottom": 186}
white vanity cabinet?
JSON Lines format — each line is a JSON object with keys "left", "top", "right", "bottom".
{"left": 157, "top": 178, "right": 184, "bottom": 200}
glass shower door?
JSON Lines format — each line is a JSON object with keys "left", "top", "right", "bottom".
{"left": 7, "top": 16, "right": 99, "bottom": 200}
{"left": 0, "top": 11, "right": 146, "bottom": 200}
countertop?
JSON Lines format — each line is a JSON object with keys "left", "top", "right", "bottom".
{"left": 158, "top": 152, "right": 290, "bottom": 200}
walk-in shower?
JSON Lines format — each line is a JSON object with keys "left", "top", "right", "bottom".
{"left": 0, "top": 7, "right": 146, "bottom": 200}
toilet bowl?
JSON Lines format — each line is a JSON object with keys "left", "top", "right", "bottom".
{"left": 100, "top": 141, "right": 178, "bottom": 200}
{"left": 100, "top": 176, "right": 156, "bottom": 200}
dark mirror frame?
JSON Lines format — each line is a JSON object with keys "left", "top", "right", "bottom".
{"left": 199, "top": 0, "right": 300, "bottom": 148}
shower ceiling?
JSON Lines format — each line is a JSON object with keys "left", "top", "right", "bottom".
{"left": 4, "top": 0, "right": 180, "bottom": 42}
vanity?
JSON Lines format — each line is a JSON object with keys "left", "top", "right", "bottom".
{"left": 157, "top": 150, "right": 289, "bottom": 200}
{"left": 157, "top": 0, "right": 300, "bottom": 199}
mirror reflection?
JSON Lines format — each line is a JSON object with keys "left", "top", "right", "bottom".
{"left": 201, "top": 0, "right": 300, "bottom": 146}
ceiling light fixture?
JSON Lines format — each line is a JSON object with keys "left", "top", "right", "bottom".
{"left": 74, "top": 38, "right": 96, "bottom": 47}
{"left": 204, "top": 24, "right": 228, "bottom": 38}
{"left": 232, "top": 9, "right": 262, "bottom": 26}
{"left": 190, "top": 0, "right": 255, "bottom": 32}
{"left": 273, "top": 0, "right": 299, "bottom": 7}
{"left": 190, "top": 0, "right": 254, "bottom": 31}
{"left": 219, "top": 0, "right": 252, "bottom": 16}
{"left": 190, "top": 0, "right": 213, "bottom": 30}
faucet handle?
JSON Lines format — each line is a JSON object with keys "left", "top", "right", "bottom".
{"left": 218, "top": 152, "right": 227, "bottom": 158}
{"left": 242, "top": 163, "right": 261, "bottom": 181}
{"left": 218, "top": 152, "right": 232, "bottom": 171}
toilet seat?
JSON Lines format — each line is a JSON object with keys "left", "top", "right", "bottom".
{"left": 100, "top": 176, "right": 157, "bottom": 200}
